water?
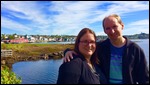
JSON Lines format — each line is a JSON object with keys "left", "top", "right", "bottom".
{"left": 13, "top": 59, "right": 63, "bottom": 84}
{"left": 12, "top": 39, "right": 149, "bottom": 84}
{"left": 31, "top": 41, "right": 74, "bottom": 44}
{"left": 132, "top": 39, "right": 149, "bottom": 66}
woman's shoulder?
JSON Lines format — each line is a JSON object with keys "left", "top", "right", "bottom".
{"left": 60, "top": 55, "right": 83, "bottom": 68}
{"left": 59, "top": 55, "right": 83, "bottom": 73}
{"left": 69, "top": 55, "right": 83, "bottom": 63}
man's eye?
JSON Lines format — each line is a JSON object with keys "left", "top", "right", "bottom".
{"left": 113, "top": 25, "right": 118, "bottom": 28}
{"left": 105, "top": 27, "right": 110, "bottom": 30}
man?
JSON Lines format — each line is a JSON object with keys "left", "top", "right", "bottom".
{"left": 64, "top": 14, "right": 149, "bottom": 84}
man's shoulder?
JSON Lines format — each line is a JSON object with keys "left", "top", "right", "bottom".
{"left": 125, "top": 37, "right": 141, "bottom": 48}
{"left": 96, "top": 39, "right": 109, "bottom": 45}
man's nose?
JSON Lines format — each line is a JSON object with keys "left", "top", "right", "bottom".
{"left": 110, "top": 28, "right": 115, "bottom": 33}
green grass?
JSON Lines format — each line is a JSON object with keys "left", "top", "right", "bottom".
{"left": 1, "top": 43, "right": 74, "bottom": 56}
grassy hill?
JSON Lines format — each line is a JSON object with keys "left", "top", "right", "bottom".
{"left": 1, "top": 43, "right": 74, "bottom": 57}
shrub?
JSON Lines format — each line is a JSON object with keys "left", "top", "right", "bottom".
{"left": 1, "top": 65, "right": 22, "bottom": 84}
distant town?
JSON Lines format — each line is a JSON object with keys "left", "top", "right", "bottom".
{"left": 1, "top": 32, "right": 149, "bottom": 44}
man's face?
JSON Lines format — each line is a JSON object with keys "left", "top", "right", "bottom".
{"left": 103, "top": 17, "right": 124, "bottom": 41}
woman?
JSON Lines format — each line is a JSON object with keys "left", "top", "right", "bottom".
{"left": 57, "top": 28, "right": 106, "bottom": 84}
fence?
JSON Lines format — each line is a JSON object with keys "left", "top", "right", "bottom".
{"left": 1, "top": 50, "right": 13, "bottom": 57}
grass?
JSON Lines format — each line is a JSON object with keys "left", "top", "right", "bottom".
{"left": 1, "top": 43, "right": 74, "bottom": 57}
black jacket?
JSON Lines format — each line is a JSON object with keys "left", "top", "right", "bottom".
{"left": 57, "top": 55, "right": 107, "bottom": 84}
{"left": 97, "top": 37, "right": 149, "bottom": 84}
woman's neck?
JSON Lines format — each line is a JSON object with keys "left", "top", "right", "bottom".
{"left": 85, "top": 59, "right": 92, "bottom": 68}
{"left": 87, "top": 62, "right": 93, "bottom": 69}
{"left": 85, "top": 57, "right": 91, "bottom": 64}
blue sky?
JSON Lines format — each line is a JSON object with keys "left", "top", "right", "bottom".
{"left": 1, "top": 1, "right": 149, "bottom": 36}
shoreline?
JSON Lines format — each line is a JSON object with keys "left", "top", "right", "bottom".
{"left": 1, "top": 43, "right": 74, "bottom": 69}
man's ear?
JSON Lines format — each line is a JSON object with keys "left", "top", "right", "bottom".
{"left": 122, "top": 24, "right": 124, "bottom": 30}
{"left": 104, "top": 29, "right": 107, "bottom": 34}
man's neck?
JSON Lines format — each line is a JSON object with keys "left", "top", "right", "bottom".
{"left": 110, "top": 36, "right": 126, "bottom": 48}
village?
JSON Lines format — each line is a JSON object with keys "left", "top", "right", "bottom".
{"left": 1, "top": 34, "right": 76, "bottom": 44}
{"left": 1, "top": 32, "right": 149, "bottom": 44}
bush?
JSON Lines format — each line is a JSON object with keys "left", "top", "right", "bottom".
{"left": 1, "top": 65, "right": 22, "bottom": 84}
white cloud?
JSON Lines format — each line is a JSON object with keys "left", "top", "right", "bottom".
{"left": 1, "top": 1, "right": 149, "bottom": 35}
{"left": 128, "top": 20, "right": 149, "bottom": 26}
{"left": 1, "top": 16, "right": 32, "bottom": 32}
{"left": 123, "top": 19, "right": 149, "bottom": 35}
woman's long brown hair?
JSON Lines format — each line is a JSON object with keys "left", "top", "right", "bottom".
{"left": 74, "top": 28, "right": 99, "bottom": 65}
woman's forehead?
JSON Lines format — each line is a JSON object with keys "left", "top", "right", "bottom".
{"left": 80, "top": 33, "right": 95, "bottom": 40}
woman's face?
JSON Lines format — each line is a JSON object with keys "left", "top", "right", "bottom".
{"left": 79, "top": 32, "right": 96, "bottom": 58}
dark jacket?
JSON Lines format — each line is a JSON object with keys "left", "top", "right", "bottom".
{"left": 97, "top": 36, "right": 149, "bottom": 84}
{"left": 57, "top": 54, "right": 106, "bottom": 84}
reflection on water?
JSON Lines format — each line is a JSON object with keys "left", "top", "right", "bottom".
{"left": 12, "top": 39, "right": 149, "bottom": 84}
{"left": 13, "top": 59, "right": 63, "bottom": 84}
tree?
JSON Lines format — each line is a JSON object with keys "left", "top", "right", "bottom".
{"left": 1, "top": 34, "right": 6, "bottom": 40}
{"left": 8, "top": 35, "right": 15, "bottom": 40}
